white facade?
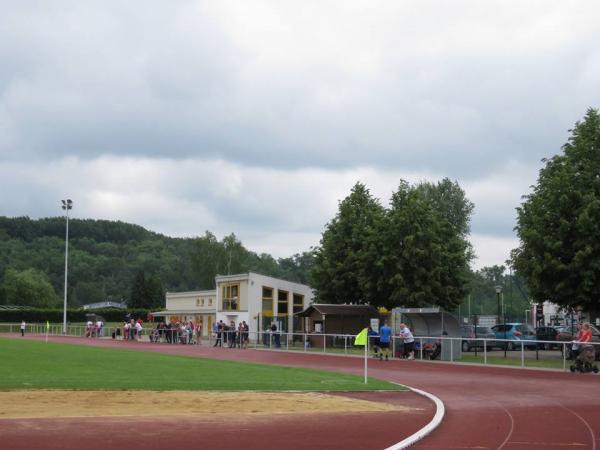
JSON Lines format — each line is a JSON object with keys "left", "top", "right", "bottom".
{"left": 158, "top": 290, "right": 216, "bottom": 336}
{"left": 215, "top": 272, "right": 314, "bottom": 334}
{"left": 157, "top": 272, "right": 314, "bottom": 335}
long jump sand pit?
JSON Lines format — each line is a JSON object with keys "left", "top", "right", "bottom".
{"left": 0, "top": 390, "right": 412, "bottom": 419}
{"left": 0, "top": 390, "right": 433, "bottom": 449}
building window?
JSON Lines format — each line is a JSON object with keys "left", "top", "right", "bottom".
{"left": 201, "top": 299, "right": 205, "bottom": 306}
{"left": 293, "top": 294, "right": 304, "bottom": 314}
{"left": 262, "top": 287, "right": 273, "bottom": 316}
{"left": 278, "top": 290, "right": 288, "bottom": 315}
{"left": 196, "top": 299, "right": 201, "bottom": 306}
{"left": 209, "top": 298, "right": 213, "bottom": 306}
{"left": 222, "top": 284, "right": 239, "bottom": 311}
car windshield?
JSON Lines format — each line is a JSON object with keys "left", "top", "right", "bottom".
{"left": 476, "top": 327, "right": 492, "bottom": 334}
{"left": 494, "top": 325, "right": 511, "bottom": 332}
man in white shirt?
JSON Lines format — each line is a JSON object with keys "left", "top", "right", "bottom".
{"left": 398, "top": 323, "right": 415, "bottom": 360}
{"left": 135, "top": 321, "right": 143, "bottom": 341}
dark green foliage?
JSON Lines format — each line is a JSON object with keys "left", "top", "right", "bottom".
{"left": 312, "top": 180, "right": 473, "bottom": 310}
{"left": 129, "top": 271, "right": 165, "bottom": 309}
{"left": 3, "top": 268, "right": 60, "bottom": 307}
{"left": 0, "top": 217, "right": 313, "bottom": 308}
{"left": 466, "top": 265, "right": 530, "bottom": 320}
{"left": 0, "top": 308, "right": 149, "bottom": 323}
{"left": 312, "top": 183, "right": 386, "bottom": 304}
{"left": 513, "top": 109, "right": 600, "bottom": 314}
{"left": 379, "top": 180, "right": 471, "bottom": 309}
{"left": 278, "top": 251, "right": 316, "bottom": 285}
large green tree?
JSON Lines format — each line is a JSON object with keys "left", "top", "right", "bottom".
{"left": 129, "top": 270, "right": 165, "bottom": 309}
{"left": 379, "top": 180, "right": 471, "bottom": 309}
{"left": 311, "top": 183, "right": 385, "bottom": 304}
{"left": 3, "top": 268, "right": 61, "bottom": 307}
{"left": 513, "top": 109, "right": 600, "bottom": 313}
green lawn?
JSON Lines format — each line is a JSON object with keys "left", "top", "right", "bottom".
{"left": 0, "top": 338, "right": 404, "bottom": 391}
{"left": 461, "top": 354, "right": 565, "bottom": 369}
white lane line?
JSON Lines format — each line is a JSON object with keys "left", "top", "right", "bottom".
{"left": 496, "top": 405, "right": 515, "bottom": 450}
{"left": 383, "top": 384, "right": 445, "bottom": 450}
{"left": 562, "top": 405, "right": 597, "bottom": 450}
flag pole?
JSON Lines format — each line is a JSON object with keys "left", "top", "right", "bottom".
{"left": 364, "top": 336, "right": 368, "bottom": 384}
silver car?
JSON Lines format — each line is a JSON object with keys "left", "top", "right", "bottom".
{"left": 461, "top": 325, "right": 497, "bottom": 352}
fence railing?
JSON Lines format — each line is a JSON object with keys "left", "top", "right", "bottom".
{"left": 2, "top": 324, "right": 598, "bottom": 372}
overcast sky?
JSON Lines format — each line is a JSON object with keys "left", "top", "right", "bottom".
{"left": 1, "top": 1, "right": 599, "bottom": 269}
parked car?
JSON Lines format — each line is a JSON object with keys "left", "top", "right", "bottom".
{"left": 492, "top": 323, "right": 537, "bottom": 350}
{"left": 535, "top": 326, "right": 560, "bottom": 350}
{"left": 556, "top": 324, "right": 600, "bottom": 360}
{"left": 461, "top": 325, "right": 497, "bottom": 351}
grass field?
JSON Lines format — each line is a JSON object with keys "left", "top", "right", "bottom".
{"left": 0, "top": 337, "right": 405, "bottom": 391}
{"left": 461, "top": 354, "right": 565, "bottom": 369}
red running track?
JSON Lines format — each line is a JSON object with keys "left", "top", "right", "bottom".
{"left": 7, "top": 335, "right": 600, "bottom": 449}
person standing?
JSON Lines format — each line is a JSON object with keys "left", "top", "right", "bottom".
{"left": 398, "top": 323, "right": 415, "bottom": 360}
{"left": 378, "top": 321, "right": 392, "bottom": 360}
{"left": 20, "top": 320, "right": 26, "bottom": 337}
{"left": 367, "top": 326, "right": 380, "bottom": 358}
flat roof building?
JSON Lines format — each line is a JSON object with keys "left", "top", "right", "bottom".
{"left": 152, "top": 272, "right": 313, "bottom": 336}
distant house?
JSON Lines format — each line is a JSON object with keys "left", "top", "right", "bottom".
{"left": 82, "top": 301, "right": 127, "bottom": 310}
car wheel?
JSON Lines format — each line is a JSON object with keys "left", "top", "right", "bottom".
{"left": 507, "top": 341, "right": 515, "bottom": 351}
{"left": 462, "top": 341, "right": 470, "bottom": 352}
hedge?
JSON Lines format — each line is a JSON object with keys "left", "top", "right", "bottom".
{"left": 0, "top": 308, "right": 151, "bottom": 323}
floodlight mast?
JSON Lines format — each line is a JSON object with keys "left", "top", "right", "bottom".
{"left": 61, "top": 199, "right": 73, "bottom": 334}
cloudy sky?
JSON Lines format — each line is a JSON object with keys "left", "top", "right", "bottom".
{"left": 1, "top": 1, "right": 599, "bottom": 269}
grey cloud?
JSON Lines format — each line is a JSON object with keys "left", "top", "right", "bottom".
{"left": 1, "top": 2, "right": 599, "bottom": 180}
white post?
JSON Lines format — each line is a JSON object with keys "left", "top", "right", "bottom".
{"left": 364, "top": 338, "right": 368, "bottom": 384}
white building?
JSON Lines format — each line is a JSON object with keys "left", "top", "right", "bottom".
{"left": 153, "top": 272, "right": 314, "bottom": 335}
{"left": 153, "top": 290, "right": 217, "bottom": 336}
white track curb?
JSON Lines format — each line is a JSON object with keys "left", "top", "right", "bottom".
{"left": 383, "top": 384, "right": 445, "bottom": 450}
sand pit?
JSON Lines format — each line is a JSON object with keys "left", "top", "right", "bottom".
{"left": 0, "top": 390, "right": 412, "bottom": 419}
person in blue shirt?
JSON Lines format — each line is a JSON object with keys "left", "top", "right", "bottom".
{"left": 379, "top": 321, "right": 392, "bottom": 361}
{"left": 367, "top": 326, "right": 380, "bottom": 358}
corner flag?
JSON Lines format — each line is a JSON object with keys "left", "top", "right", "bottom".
{"left": 354, "top": 327, "right": 368, "bottom": 346}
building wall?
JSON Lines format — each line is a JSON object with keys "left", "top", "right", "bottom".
{"left": 214, "top": 272, "right": 314, "bottom": 335}
{"left": 164, "top": 290, "right": 216, "bottom": 336}
{"left": 166, "top": 290, "right": 216, "bottom": 311}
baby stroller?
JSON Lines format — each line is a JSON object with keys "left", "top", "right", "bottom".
{"left": 570, "top": 344, "right": 599, "bottom": 373}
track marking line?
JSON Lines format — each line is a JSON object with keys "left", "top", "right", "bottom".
{"left": 506, "top": 442, "right": 587, "bottom": 447}
{"left": 383, "top": 384, "right": 445, "bottom": 450}
{"left": 561, "top": 406, "right": 596, "bottom": 450}
{"left": 496, "top": 405, "right": 515, "bottom": 450}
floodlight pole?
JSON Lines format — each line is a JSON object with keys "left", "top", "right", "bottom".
{"left": 62, "top": 199, "right": 73, "bottom": 334}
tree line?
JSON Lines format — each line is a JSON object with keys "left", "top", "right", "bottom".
{"left": 0, "top": 217, "right": 312, "bottom": 309}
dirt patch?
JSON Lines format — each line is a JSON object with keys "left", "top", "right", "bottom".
{"left": 0, "top": 390, "right": 413, "bottom": 419}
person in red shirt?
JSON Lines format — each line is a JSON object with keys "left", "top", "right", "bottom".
{"left": 579, "top": 323, "right": 593, "bottom": 343}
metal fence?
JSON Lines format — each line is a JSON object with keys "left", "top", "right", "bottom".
{"left": 2, "top": 323, "right": 598, "bottom": 372}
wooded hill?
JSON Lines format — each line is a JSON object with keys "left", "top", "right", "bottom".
{"left": 0, "top": 216, "right": 312, "bottom": 309}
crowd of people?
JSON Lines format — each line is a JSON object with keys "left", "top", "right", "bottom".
{"left": 212, "top": 320, "right": 250, "bottom": 349}
{"left": 85, "top": 319, "right": 104, "bottom": 338}
{"left": 146, "top": 321, "right": 200, "bottom": 344}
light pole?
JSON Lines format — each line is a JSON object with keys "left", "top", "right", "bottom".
{"left": 62, "top": 199, "right": 73, "bottom": 334}
{"left": 495, "top": 285, "right": 502, "bottom": 326}
{"left": 495, "top": 285, "right": 505, "bottom": 350}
